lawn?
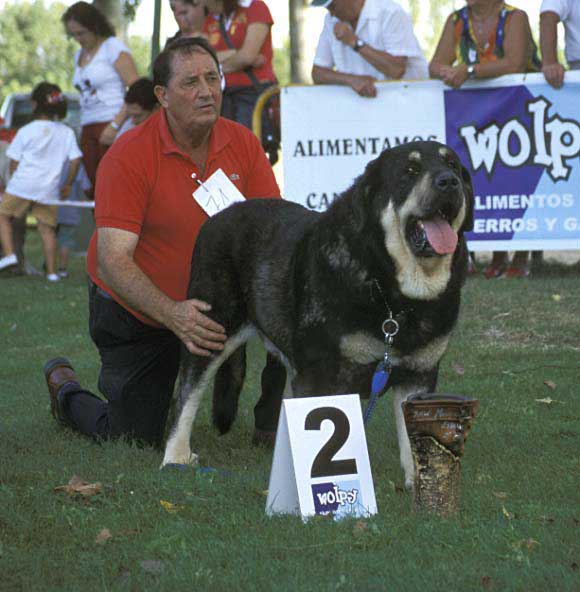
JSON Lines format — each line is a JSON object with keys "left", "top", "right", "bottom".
{"left": 1, "top": 236, "right": 579, "bottom": 591}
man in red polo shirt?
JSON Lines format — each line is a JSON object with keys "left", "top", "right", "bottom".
{"left": 43, "top": 37, "right": 284, "bottom": 448}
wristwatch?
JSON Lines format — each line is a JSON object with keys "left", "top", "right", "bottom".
{"left": 109, "top": 121, "right": 120, "bottom": 131}
{"left": 353, "top": 38, "right": 366, "bottom": 52}
{"left": 467, "top": 64, "right": 475, "bottom": 80}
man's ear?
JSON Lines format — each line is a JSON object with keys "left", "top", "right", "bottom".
{"left": 154, "top": 85, "right": 168, "bottom": 109}
{"left": 460, "top": 164, "right": 475, "bottom": 232}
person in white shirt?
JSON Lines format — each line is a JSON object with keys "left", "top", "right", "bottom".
{"left": 540, "top": 0, "right": 580, "bottom": 88}
{"left": 0, "top": 83, "right": 82, "bottom": 281}
{"left": 62, "top": 2, "right": 139, "bottom": 194}
{"left": 310, "top": 0, "right": 428, "bottom": 98}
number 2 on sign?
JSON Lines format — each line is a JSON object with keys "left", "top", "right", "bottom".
{"left": 305, "top": 407, "right": 358, "bottom": 478}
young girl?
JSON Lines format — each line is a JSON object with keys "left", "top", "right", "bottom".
{"left": 0, "top": 83, "right": 82, "bottom": 281}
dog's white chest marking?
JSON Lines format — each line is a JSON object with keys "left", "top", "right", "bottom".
{"left": 340, "top": 332, "right": 384, "bottom": 365}
{"left": 340, "top": 331, "right": 450, "bottom": 371}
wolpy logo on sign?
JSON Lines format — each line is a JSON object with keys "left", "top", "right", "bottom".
{"left": 459, "top": 96, "right": 580, "bottom": 182}
{"left": 312, "top": 481, "right": 361, "bottom": 518}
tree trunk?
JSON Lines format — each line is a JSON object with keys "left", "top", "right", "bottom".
{"left": 289, "top": 0, "right": 310, "bottom": 83}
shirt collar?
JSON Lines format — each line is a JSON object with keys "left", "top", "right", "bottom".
{"left": 158, "top": 108, "right": 231, "bottom": 160}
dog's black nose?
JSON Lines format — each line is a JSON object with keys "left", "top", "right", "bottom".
{"left": 435, "top": 171, "right": 460, "bottom": 192}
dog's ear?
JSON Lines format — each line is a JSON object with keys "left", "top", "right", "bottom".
{"left": 460, "top": 164, "right": 475, "bottom": 232}
{"left": 351, "top": 155, "right": 385, "bottom": 232}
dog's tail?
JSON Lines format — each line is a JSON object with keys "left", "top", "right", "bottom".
{"left": 212, "top": 345, "right": 246, "bottom": 434}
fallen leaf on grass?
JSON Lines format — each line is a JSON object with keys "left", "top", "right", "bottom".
{"left": 480, "top": 575, "right": 492, "bottom": 589}
{"left": 521, "top": 538, "right": 540, "bottom": 553}
{"left": 492, "top": 312, "right": 511, "bottom": 320}
{"left": 159, "top": 499, "right": 181, "bottom": 513}
{"left": 536, "top": 397, "right": 559, "bottom": 406}
{"left": 501, "top": 506, "right": 514, "bottom": 521}
{"left": 571, "top": 562, "right": 578, "bottom": 571}
{"left": 95, "top": 528, "right": 112, "bottom": 544}
{"left": 54, "top": 475, "right": 102, "bottom": 497}
{"left": 492, "top": 491, "right": 508, "bottom": 500}
{"left": 543, "top": 380, "right": 557, "bottom": 390}
{"left": 551, "top": 294, "right": 561, "bottom": 302}
{"left": 539, "top": 515, "right": 555, "bottom": 525}
{"left": 451, "top": 362, "right": 465, "bottom": 376}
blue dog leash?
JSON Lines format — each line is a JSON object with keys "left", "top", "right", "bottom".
{"left": 363, "top": 307, "right": 399, "bottom": 425}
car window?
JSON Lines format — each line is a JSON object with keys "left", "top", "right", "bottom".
{"left": 12, "top": 99, "right": 33, "bottom": 129}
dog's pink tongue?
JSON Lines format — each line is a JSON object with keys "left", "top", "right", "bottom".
{"left": 423, "top": 216, "right": 458, "bottom": 254}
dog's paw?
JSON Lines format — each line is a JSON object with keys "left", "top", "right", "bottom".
{"left": 160, "top": 451, "right": 199, "bottom": 469}
{"left": 404, "top": 475, "right": 415, "bottom": 492}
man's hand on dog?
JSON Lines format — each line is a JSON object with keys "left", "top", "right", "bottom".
{"left": 167, "top": 300, "right": 227, "bottom": 356}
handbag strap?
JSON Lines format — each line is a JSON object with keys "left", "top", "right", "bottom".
{"left": 218, "top": 13, "right": 262, "bottom": 92}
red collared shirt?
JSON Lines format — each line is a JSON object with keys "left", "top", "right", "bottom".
{"left": 87, "top": 109, "right": 280, "bottom": 325}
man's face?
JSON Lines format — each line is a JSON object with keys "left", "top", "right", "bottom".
{"left": 126, "top": 103, "right": 153, "bottom": 126}
{"left": 327, "top": 0, "right": 359, "bottom": 23}
{"left": 155, "top": 49, "right": 222, "bottom": 132}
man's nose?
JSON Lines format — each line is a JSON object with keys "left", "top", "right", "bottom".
{"left": 197, "top": 78, "right": 212, "bottom": 96}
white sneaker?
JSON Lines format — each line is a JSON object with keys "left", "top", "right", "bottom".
{"left": 46, "top": 273, "right": 60, "bottom": 282}
{"left": 0, "top": 253, "right": 18, "bottom": 270}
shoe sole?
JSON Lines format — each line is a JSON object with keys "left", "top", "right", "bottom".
{"left": 43, "top": 356, "right": 74, "bottom": 379}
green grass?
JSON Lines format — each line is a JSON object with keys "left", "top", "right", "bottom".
{"left": 1, "top": 234, "right": 580, "bottom": 591}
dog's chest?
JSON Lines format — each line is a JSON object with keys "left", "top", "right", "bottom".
{"left": 339, "top": 330, "right": 450, "bottom": 372}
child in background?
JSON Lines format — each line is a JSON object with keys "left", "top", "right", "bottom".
{"left": 0, "top": 83, "right": 82, "bottom": 281}
{"left": 56, "top": 163, "right": 91, "bottom": 278}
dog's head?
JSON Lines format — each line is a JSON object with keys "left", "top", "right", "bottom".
{"left": 352, "top": 141, "right": 474, "bottom": 299}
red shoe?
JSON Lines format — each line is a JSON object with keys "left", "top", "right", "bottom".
{"left": 483, "top": 262, "right": 505, "bottom": 279}
{"left": 501, "top": 265, "right": 530, "bottom": 279}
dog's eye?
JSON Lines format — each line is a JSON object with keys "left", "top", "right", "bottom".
{"left": 406, "top": 164, "right": 420, "bottom": 176}
{"left": 446, "top": 159, "right": 458, "bottom": 171}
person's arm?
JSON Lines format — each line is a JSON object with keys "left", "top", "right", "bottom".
{"left": 220, "top": 22, "right": 270, "bottom": 73}
{"left": 540, "top": 10, "right": 565, "bottom": 88}
{"left": 8, "top": 158, "right": 18, "bottom": 177}
{"left": 332, "top": 22, "right": 406, "bottom": 79}
{"left": 311, "top": 65, "right": 377, "bottom": 98}
{"left": 100, "top": 50, "right": 140, "bottom": 145}
{"left": 59, "top": 157, "right": 82, "bottom": 199}
{"left": 97, "top": 227, "right": 227, "bottom": 356}
{"left": 429, "top": 14, "right": 457, "bottom": 79}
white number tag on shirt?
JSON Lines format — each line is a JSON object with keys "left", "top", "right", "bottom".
{"left": 192, "top": 168, "right": 245, "bottom": 217}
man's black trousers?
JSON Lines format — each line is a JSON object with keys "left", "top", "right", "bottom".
{"left": 62, "top": 281, "right": 284, "bottom": 448}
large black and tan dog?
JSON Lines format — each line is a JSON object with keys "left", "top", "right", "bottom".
{"left": 162, "top": 141, "right": 474, "bottom": 488}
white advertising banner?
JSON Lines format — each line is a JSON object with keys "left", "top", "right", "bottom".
{"left": 280, "top": 74, "right": 580, "bottom": 251}
{"left": 281, "top": 81, "right": 446, "bottom": 213}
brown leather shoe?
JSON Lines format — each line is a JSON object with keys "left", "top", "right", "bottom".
{"left": 43, "top": 357, "right": 80, "bottom": 425}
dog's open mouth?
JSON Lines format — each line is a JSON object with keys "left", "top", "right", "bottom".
{"left": 407, "top": 211, "right": 458, "bottom": 257}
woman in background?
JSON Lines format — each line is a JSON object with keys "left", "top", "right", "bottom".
{"left": 429, "top": 0, "right": 541, "bottom": 278}
{"left": 203, "top": 0, "right": 276, "bottom": 130}
{"left": 62, "top": 1, "right": 139, "bottom": 194}
{"left": 166, "top": 0, "right": 207, "bottom": 45}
